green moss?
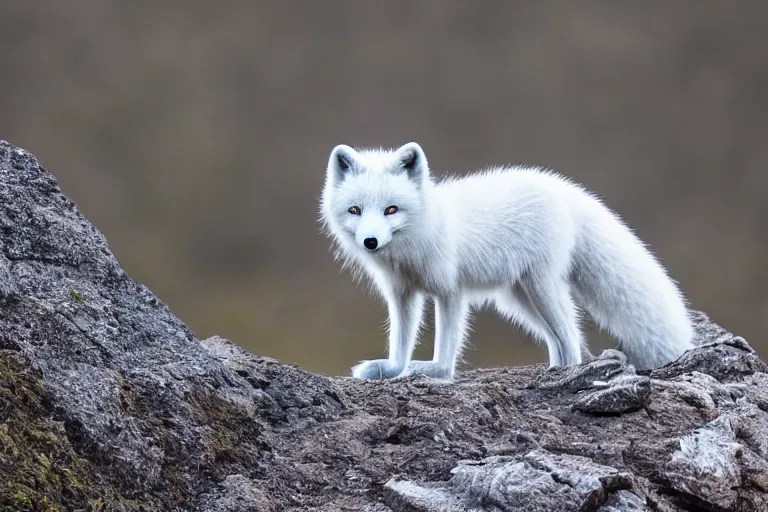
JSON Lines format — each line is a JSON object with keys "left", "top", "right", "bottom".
{"left": 85, "top": 491, "right": 140, "bottom": 512}
{"left": 13, "top": 493, "right": 31, "bottom": 509}
{"left": 0, "top": 355, "right": 262, "bottom": 510}
{"left": 0, "top": 355, "right": 140, "bottom": 511}
{"left": 186, "top": 386, "right": 265, "bottom": 479}
{"left": 69, "top": 290, "right": 84, "bottom": 304}
{"left": 208, "top": 427, "right": 235, "bottom": 461}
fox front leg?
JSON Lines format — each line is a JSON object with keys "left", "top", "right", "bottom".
{"left": 351, "top": 290, "right": 424, "bottom": 380}
{"left": 403, "top": 294, "right": 469, "bottom": 381}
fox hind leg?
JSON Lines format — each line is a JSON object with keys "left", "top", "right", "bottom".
{"left": 495, "top": 284, "right": 563, "bottom": 366}
{"left": 519, "top": 274, "right": 584, "bottom": 367}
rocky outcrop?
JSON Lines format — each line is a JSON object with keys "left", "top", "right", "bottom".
{"left": 1, "top": 140, "right": 766, "bottom": 511}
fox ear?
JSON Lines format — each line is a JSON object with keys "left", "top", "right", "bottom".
{"left": 394, "top": 142, "right": 429, "bottom": 184}
{"left": 328, "top": 144, "right": 359, "bottom": 183}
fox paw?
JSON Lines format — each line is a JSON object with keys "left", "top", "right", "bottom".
{"left": 403, "top": 361, "right": 454, "bottom": 381}
{"left": 351, "top": 359, "right": 404, "bottom": 380}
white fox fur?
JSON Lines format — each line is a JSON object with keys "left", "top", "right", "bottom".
{"left": 319, "top": 142, "right": 694, "bottom": 380}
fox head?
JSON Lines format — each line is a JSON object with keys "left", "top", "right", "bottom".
{"left": 320, "top": 142, "right": 431, "bottom": 256}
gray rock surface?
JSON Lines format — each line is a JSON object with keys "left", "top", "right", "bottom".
{"left": 1, "top": 139, "right": 767, "bottom": 511}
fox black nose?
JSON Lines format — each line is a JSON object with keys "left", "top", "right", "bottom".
{"left": 363, "top": 237, "right": 378, "bottom": 251}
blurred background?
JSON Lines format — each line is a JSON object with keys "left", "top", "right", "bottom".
{"left": 0, "top": 1, "right": 765, "bottom": 376}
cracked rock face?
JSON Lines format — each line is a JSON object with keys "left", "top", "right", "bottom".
{"left": 1, "top": 140, "right": 767, "bottom": 511}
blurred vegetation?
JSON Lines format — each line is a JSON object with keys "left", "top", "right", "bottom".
{"left": 0, "top": 1, "right": 765, "bottom": 376}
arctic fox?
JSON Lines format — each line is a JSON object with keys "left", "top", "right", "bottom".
{"left": 319, "top": 142, "right": 694, "bottom": 380}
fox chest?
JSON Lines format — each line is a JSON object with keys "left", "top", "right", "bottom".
{"left": 389, "top": 259, "right": 454, "bottom": 297}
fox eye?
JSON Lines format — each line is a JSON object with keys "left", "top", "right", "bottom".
{"left": 384, "top": 205, "right": 398, "bottom": 216}
{"left": 348, "top": 206, "right": 361, "bottom": 215}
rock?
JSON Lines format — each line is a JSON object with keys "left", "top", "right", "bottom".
{"left": 385, "top": 450, "right": 633, "bottom": 512}
{"left": 572, "top": 374, "right": 651, "bottom": 415}
{"left": 1, "top": 139, "right": 767, "bottom": 511}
